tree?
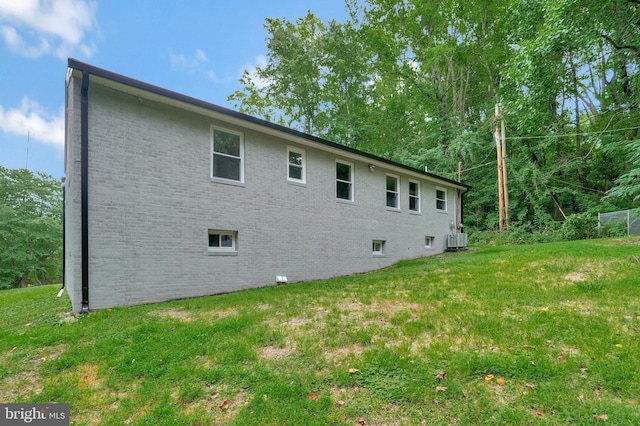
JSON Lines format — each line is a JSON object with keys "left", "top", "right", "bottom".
{"left": 229, "top": 0, "right": 640, "bottom": 234}
{"left": 0, "top": 166, "right": 62, "bottom": 289}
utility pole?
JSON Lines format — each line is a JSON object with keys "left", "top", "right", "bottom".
{"left": 494, "top": 104, "right": 505, "bottom": 231}
{"left": 457, "top": 161, "right": 462, "bottom": 233}
{"left": 500, "top": 112, "right": 509, "bottom": 228}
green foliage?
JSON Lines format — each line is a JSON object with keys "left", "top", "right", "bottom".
{"left": 0, "top": 166, "right": 62, "bottom": 289}
{"left": 229, "top": 0, "right": 640, "bottom": 234}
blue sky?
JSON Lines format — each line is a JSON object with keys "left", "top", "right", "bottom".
{"left": 0, "top": 0, "right": 348, "bottom": 179}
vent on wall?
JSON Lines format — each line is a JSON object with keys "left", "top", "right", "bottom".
{"left": 446, "top": 233, "right": 468, "bottom": 251}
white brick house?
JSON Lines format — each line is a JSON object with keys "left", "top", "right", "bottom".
{"left": 64, "top": 59, "right": 470, "bottom": 313}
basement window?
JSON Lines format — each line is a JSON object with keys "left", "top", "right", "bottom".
{"left": 208, "top": 230, "right": 238, "bottom": 255}
{"left": 372, "top": 240, "right": 385, "bottom": 256}
{"left": 425, "top": 236, "right": 434, "bottom": 249}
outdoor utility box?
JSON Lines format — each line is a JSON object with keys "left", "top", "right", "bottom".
{"left": 446, "top": 233, "right": 468, "bottom": 251}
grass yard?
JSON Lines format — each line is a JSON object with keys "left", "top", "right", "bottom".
{"left": 1, "top": 238, "right": 639, "bottom": 425}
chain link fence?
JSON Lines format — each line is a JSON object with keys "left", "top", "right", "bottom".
{"left": 598, "top": 208, "right": 640, "bottom": 236}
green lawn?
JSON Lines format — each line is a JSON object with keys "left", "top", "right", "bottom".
{"left": 1, "top": 238, "right": 639, "bottom": 425}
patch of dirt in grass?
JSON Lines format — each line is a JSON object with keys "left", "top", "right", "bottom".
{"left": 285, "top": 316, "right": 313, "bottom": 327}
{"left": 559, "top": 300, "right": 595, "bottom": 314}
{"left": 323, "top": 344, "right": 364, "bottom": 362}
{"left": 200, "top": 307, "right": 239, "bottom": 321}
{"left": 258, "top": 342, "right": 296, "bottom": 359}
{"left": 184, "top": 385, "right": 252, "bottom": 424}
{"left": 375, "top": 299, "right": 423, "bottom": 315}
{"left": 0, "top": 370, "right": 42, "bottom": 401}
{"left": 149, "top": 309, "right": 193, "bottom": 321}
{"left": 77, "top": 364, "right": 104, "bottom": 390}
{"left": 565, "top": 272, "right": 587, "bottom": 282}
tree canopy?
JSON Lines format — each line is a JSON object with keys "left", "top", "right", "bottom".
{"left": 229, "top": 0, "right": 640, "bottom": 232}
{"left": 0, "top": 166, "right": 62, "bottom": 289}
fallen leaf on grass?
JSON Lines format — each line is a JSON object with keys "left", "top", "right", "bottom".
{"left": 435, "top": 386, "right": 447, "bottom": 392}
{"left": 595, "top": 388, "right": 602, "bottom": 396}
{"left": 83, "top": 375, "right": 88, "bottom": 381}
{"left": 9, "top": 347, "right": 17, "bottom": 353}
{"left": 497, "top": 378, "right": 505, "bottom": 386}
{"left": 211, "top": 391, "right": 219, "bottom": 398}
{"left": 308, "top": 393, "right": 318, "bottom": 400}
{"left": 534, "top": 411, "right": 544, "bottom": 417}
{"left": 484, "top": 374, "right": 494, "bottom": 381}
{"left": 219, "top": 400, "right": 229, "bottom": 410}
{"left": 358, "top": 418, "right": 366, "bottom": 425}
{"left": 435, "top": 372, "right": 446, "bottom": 381}
{"left": 594, "top": 414, "right": 608, "bottom": 421}
{"left": 349, "top": 368, "right": 360, "bottom": 374}
{"left": 557, "top": 353, "right": 564, "bottom": 362}
{"left": 615, "top": 344, "right": 623, "bottom": 348}
{"left": 336, "top": 400, "right": 346, "bottom": 406}
{"left": 580, "top": 365, "right": 588, "bottom": 372}
{"left": 525, "top": 383, "right": 535, "bottom": 389}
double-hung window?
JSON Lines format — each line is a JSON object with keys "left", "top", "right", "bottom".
{"left": 409, "top": 180, "right": 420, "bottom": 212}
{"left": 336, "top": 161, "right": 354, "bottom": 201}
{"left": 436, "top": 187, "right": 447, "bottom": 211}
{"left": 211, "top": 126, "right": 244, "bottom": 182}
{"left": 287, "top": 146, "right": 306, "bottom": 183}
{"left": 386, "top": 175, "right": 399, "bottom": 209}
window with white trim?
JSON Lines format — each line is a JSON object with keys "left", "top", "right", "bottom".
{"left": 208, "top": 230, "right": 237, "bottom": 254}
{"left": 211, "top": 126, "right": 244, "bottom": 182}
{"left": 287, "top": 146, "right": 306, "bottom": 183}
{"left": 436, "top": 188, "right": 447, "bottom": 211}
{"left": 409, "top": 180, "right": 420, "bottom": 212}
{"left": 386, "top": 174, "right": 399, "bottom": 209}
{"left": 425, "top": 236, "right": 434, "bottom": 248}
{"left": 372, "top": 240, "right": 385, "bottom": 255}
{"left": 336, "top": 161, "right": 354, "bottom": 201}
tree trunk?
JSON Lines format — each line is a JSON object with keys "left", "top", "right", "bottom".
{"left": 18, "top": 270, "right": 30, "bottom": 288}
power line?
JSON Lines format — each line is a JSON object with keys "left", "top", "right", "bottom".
{"left": 505, "top": 125, "right": 640, "bottom": 140}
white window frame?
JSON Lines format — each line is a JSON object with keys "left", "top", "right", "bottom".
{"left": 436, "top": 187, "right": 447, "bottom": 212}
{"left": 211, "top": 126, "right": 244, "bottom": 183}
{"left": 336, "top": 160, "right": 354, "bottom": 202}
{"left": 409, "top": 180, "right": 421, "bottom": 212}
{"left": 425, "top": 236, "right": 434, "bottom": 249}
{"left": 386, "top": 174, "right": 400, "bottom": 209}
{"left": 372, "top": 240, "right": 385, "bottom": 256}
{"left": 208, "top": 230, "right": 238, "bottom": 255}
{"left": 287, "top": 146, "right": 306, "bottom": 184}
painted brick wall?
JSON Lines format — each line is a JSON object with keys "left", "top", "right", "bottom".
{"left": 65, "top": 74, "right": 463, "bottom": 313}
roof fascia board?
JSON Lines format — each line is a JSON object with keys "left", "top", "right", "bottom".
{"left": 68, "top": 59, "right": 470, "bottom": 191}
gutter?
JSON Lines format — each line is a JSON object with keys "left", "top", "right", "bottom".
{"left": 67, "top": 58, "right": 470, "bottom": 192}
{"left": 80, "top": 70, "right": 90, "bottom": 313}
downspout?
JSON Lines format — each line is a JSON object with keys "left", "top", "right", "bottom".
{"left": 80, "top": 70, "right": 90, "bottom": 313}
{"left": 59, "top": 177, "right": 66, "bottom": 297}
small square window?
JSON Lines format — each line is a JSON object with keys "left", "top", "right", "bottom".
{"left": 372, "top": 240, "right": 385, "bottom": 255}
{"left": 208, "top": 230, "right": 237, "bottom": 254}
{"left": 425, "top": 236, "right": 434, "bottom": 249}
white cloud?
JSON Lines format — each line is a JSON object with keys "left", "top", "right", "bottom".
{"left": 0, "top": 98, "right": 64, "bottom": 150}
{"left": 169, "top": 49, "right": 225, "bottom": 83}
{"left": 243, "top": 55, "right": 270, "bottom": 89}
{"left": 0, "top": 0, "right": 97, "bottom": 59}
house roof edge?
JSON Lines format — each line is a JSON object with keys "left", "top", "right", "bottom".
{"left": 67, "top": 58, "right": 471, "bottom": 190}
